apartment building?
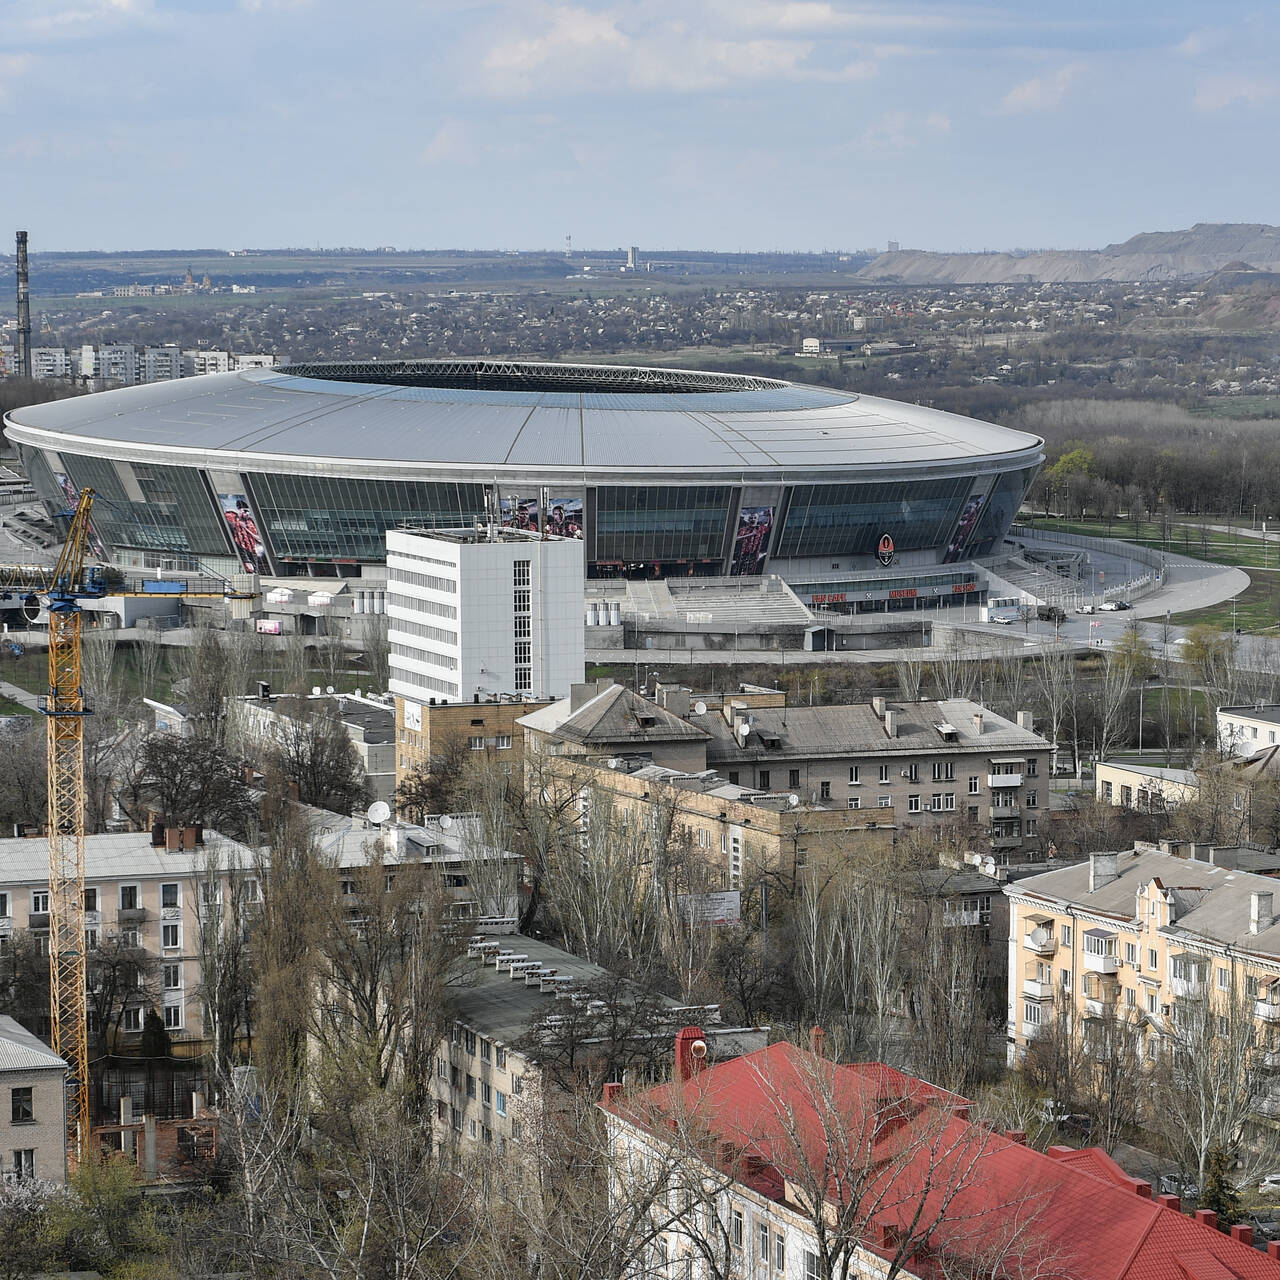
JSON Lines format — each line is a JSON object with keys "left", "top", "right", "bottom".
{"left": 1005, "top": 846, "right": 1280, "bottom": 1073}
{"left": 431, "top": 936, "right": 764, "bottom": 1158}
{"left": 533, "top": 754, "right": 895, "bottom": 888}
{"left": 0, "top": 828, "right": 257, "bottom": 1053}
{"left": 604, "top": 1035, "right": 1280, "bottom": 1280}
{"left": 314, "top": 813, "right": 523, "bottom": 929}
{"left": 0, "top": 1015, "right": 67, "bottom": 1184}
{"left": 1096, "top": 761, "right": 1199, "bottom": 813}
{"left": 1219, "top": 703, "right": 1280, "bottom": 756}
{"left": 522, "top": 683, "right": 1052, "bottom": 860}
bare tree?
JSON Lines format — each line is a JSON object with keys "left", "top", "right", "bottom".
{"left": 1034, "top": 643, "right": 1076, "bottom": 775}
{"left": 362, "top": 614, "right": 390, "bottom": 694}
{"left": 1076, "top": 1000, "right": 1144, "bottom": 1155}
{"left": 85, "top": 935, "right": 159, "bottom": 1060}
{"left": 1154, "top": 981, "right": 1274, "bottom": 1187}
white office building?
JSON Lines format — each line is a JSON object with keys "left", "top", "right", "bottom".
{"left": 387, "top": 525, "right": 583, "bottom": 708}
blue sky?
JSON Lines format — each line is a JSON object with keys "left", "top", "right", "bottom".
{"left": 5, "top": 0, "right": 1279, "bottom": 252}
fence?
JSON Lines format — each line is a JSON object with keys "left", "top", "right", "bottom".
{"left": 1008, "top": 523, "right": 1165, "bottom": 604}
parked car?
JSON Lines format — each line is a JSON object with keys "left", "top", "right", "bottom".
{"left": 1036, "top": 604, "right": 1067, "bottom": 624}
{"left": 1260, "top": 1173, "right": 1280, "bottom": 1196}
{"left": 1099, "top": 601, "right": 1123, "bottom": 611}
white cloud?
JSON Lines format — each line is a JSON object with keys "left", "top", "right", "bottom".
{"left": 419, "top": 119, "right": 474, "bottom": 166}
{"left": 477, "top": 2, "right": 884, "bottom": 96}
{"left": 999, "top": 62, "right": 1083, "bottom": 114}
{"left": 1193, "top": 74, "right": 1278, "bottom": 111}
{"left": 860, "top": 108, "right": 950, "bottom": 148}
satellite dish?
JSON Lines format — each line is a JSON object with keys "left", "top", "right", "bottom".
{"left": 325, "top": 685, "right": 335, "bottom": 695}
{"left": 439, "top": 814, "right": 454, "bottom": 830}
{"left": 606, "top": 758, "right": 620, "bottom": 769}
{"left": 367, "top": 801, "right": 391, "bottom": 825}
{"left": 311, "top": 686, "right": 321, "bottom": 695}
{"left": 788, "top": 794, "right": 800, "bottom": 808}
{"left": 693, "top": 701, "right": 707, "bottom": 716}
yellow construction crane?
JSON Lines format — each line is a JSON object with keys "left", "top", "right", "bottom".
{"left": 5, "top": 488, "right": 256, "bottom": 1168}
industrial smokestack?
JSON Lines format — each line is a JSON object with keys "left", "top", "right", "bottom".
{"left": 15, "top": 231, "right": 31, "bottom": 380}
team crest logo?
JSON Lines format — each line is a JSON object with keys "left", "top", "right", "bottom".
{"left": 877, "top": 533, "right": 895, "bottom": 567}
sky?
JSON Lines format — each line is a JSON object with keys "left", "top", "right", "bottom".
{"left": 4, "top": 0, "right": 1280, "bottom": 253}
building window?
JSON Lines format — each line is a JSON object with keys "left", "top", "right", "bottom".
{"left": 163, "top": 964, "right": 182, "bottom": 990}
{"left": 511, "top": 1119, "right": 523, "bottom": 1141}
{"left": 84, "top": 887, "right": 97, "bottom": 912}
{"left": 848, "top": 798, "right": 861, "bottom": 810}
{"left": 1125, "top": 943, "right": 1138, "bottom": 965}
{"left": 1147, "top": 991, "right": 1158, "bottom": 1014}
{"left": 1125, "top": 987, "right": 1136, "bottom": 1008}
{"left": 163, "top": 1004, "right": 183, "bottom": 1030}
{"left": 466, "top": 1075, "right": 476, "bottom": 1099}
{"left": 451, "top": 1107, "right": 463, "bottom": 1132}
{"left": 968, "top": 776, "right": 980, "bottom": 794}
{"left": 161, "top": 883, "right": 179, "bottom": 910}
{"left": 906, "top": 763, "right": 920, "bottom": 783}
{"left": 1149, "top": 948, "right": 1158, "bottom": 971}
{"left": 31, "top": 892, "right": 49, "bottom": 914}
{"left": 804, "top": 1250, "right": 822, "bottom": 1280}
{"left": 878, "top": 795, "right": 891, "bottom": 808}
{"left": 1246, "top": 975, "right": 1261, "bottom": 999}
{"left": 1060, "top": 925, "right": 1072, "bottom": 947}
{"left": 931, "top": 793, "right": 943, "bottom": 811}
{"left": 10, "top": 1087, "right": 33, "bottom": 1124}
{"left": 759, "top": 770, "right": 770, "bottom": 789}
{"left": 1026, "top": 758, "right": 1038, "bottom": 776}
{"left": 879, "top": 764, "right": 890, "bottom": 784}
{"left": 464, "top": 1029, "right": 476, "bottom": 1055}
{"left": 119, "top": 885, "right": 139, "bottom": 911}
{"left": 0, "top": 892, "right": 7, "bottom": 918}
{"left": 480, "top": 1038, "right": 491, "bottom": 1062}
{"left": 1102, "top": 780, "right": 1113, "bottom": 800}
{"left": 1218, "top": 967, "right": 1229, "bottom": 990}
{"left": 849, "top": 765, "right": 859, "bottom": 784}
{"left": 123, "top": 1007, "right": 142, "bottom": 1032}
{"left": 495, "top": 1046, "right": 506, "bottom": 1069}
{"left": 774, "top": 1235, "right": 786, "bottom": 1271}
{"left": 511, "top": 1075, "right": 523, "bottom": 1095}
{"left": 437, "top": 1057, "right": 448, "bottom": 1080}
{"left": 468, "top": 1119, "right": 478, "bottom": 1140}
{"left": 162, "top": 924, "right": 180, "bottom": 949}
{"left": 727, "top": 771, "right": 739, "bottom": 785}
{"left": 11, "top": 1149, "right": 33, "bottom": 1180}
{"left": 482, "top": 1082, "right": 491, "bottom": 1108}
{"left": 908, "top": 795, "right": 921, "bottom": 813}
{"left": 1023, "top": 1001, "right": 1042, "bottom": 1026}
{"left": 945, "top": 793, "right": 956, "bottom": 811}
{"left": 119, "top": 928, "right": 139, "bottom": 949}
{"left": 789, "top": 769, "right": 801, "bottom": 788}
{"left": 1026, "top": 791, "right": 1038, "bottom": 808}
{"left": 819, "top": 781, "right": 831, "bottom": 800}
{"left": 1060, "top": 968, "right": 1071, "bottom": 988}
{"left": 933, "top": 761, "right": 955, "bottom": 781}
{"left": 731, "top": 1207, "right": 744, "bottom": 1248}
{"left": 758, "top": 1224, "right": 770, "bottom": 1264}
{"left": 496, "top": 1090, "right": 507, "bottom": 1117}
{"left": 468, "top": 736, "right": 484, "bottom": 750}
{"left": 496, "top": 735, "right": 512, "bottom": 750}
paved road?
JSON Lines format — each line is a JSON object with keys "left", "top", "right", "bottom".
{"left": 0, "top": 678, "right": 39, "bottom": 712}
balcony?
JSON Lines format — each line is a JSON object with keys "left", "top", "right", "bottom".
{"left": 117, "top": 908, "right": 149, "bottom": 925}
{"left": 991, "top": 833, "right": 1023, "bottom": 849}
{"left": 1023, "top": 928, "right": 1057, "bottom": 957}
{"left": 1023, "top": 978, "right": 1053, "bottom": 1001}
{"left": 0, "top": 917, "right": 11, "bottom": 938}
{"left": 991, "top": 801, "right": 1022, "bottom": 816}
{"left": 1171, "top": 976, "right": 1205, "bottom": 1000}
{"left": 1257, "top": 1000, "right": 1280, "bottom": 1023}
{"left": 1083, "top": 951, "right": 1119, "bottom": 975}
{"left": 28, "top": 912, "right": 49, "bottom": 930}
{"left": 84, "top": 910, "right": 101, "bottom": 929}
{"left": 988, "top": 773, "right": 1023, "bottom": 788}
{"left": 1021, "top": 1020, "right": 1044, "bottom": 1040}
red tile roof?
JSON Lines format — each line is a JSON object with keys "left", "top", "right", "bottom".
{"left": 607, "top": 1041, "right": 1280, "bottom": 1280}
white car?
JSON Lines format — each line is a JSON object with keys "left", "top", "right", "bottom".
{"left": 1261, "top": 1173, "right": 1280, "bottom": 1195}
{"left": 1098, "top": 601, "right": 1124, "bottom": 611}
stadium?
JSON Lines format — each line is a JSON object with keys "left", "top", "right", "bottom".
{"left": 3, "top": 359, "right": 1043, "bottom": 615}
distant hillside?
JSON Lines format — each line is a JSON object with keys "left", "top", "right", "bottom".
{"left": 856, "top": 223, "right": 1280, "bottom": 285}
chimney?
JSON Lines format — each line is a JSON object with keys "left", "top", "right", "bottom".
{"left": 809, "top": 1026, "right": 826, "bottom": 1057}
{"left": 1006, "top": 1129, "right": 1027, "bottom": 1145}
{"left": 972, "top": 711, "right": 983, "bottom": 734}
{"left": 1157, "top": 1194, "right": 1180, "bottom": 1213}
{"left": 601, "top": 1082, "right": 623, "bottom": 1106}
{"left": 1251, "top": 891, "right": 1274, "bottom": 934}
{"left": 1017, "top": 711, "right": 1033, "bottom": 731}
{"left": 1194, "top": 1209, "right": 1217, "bottom": 1231}
{"left": 674, "top": 1026, "right": 708, "bottom": 1082}
{"left": 872, "top": 696, "right": 886, "bottom": 716}
{"left": 15, "top": 231, "right": 30, "bottom": 380}
{"left": 884, "top": 709, "right": 897, "bottom": 738}
{"left": 570, "top": 679, "right": 610, "bottom": 711}
{"left": 1269, "top": 1240, "right": 1280, "bottom": 1260}
{"left": 165, "top": 827, "right": 181, "bottom": 851}
{"left": 1230, "top": 1223, "right": 1253, "bottom": 1246}
{"left": 1089, "top": 852, "right": 1119, "bottom": 891}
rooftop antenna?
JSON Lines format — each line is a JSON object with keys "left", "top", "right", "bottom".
{"left": 15, "top": 231, "right": 31, "bottom": 380}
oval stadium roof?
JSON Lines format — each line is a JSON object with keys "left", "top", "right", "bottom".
{"left": 5, "top": 359, "right": 1043, "bottom": 477}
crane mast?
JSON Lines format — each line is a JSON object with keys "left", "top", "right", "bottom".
{"left": 42, "top": 488, "right": 101, "bottom": 1168}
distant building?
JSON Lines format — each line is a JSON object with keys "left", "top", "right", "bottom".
{"left": 1219, "top": 703, "right": 1280, "bottom": 755}
{"left": 0, "top": 1015, "right": 67, "bottom": 1183}
{"left": 29, "top": 347, "right": 72, "bottom": 380}
{"left": 1096, "top": 761, "right": 1198, "bottom": 813}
